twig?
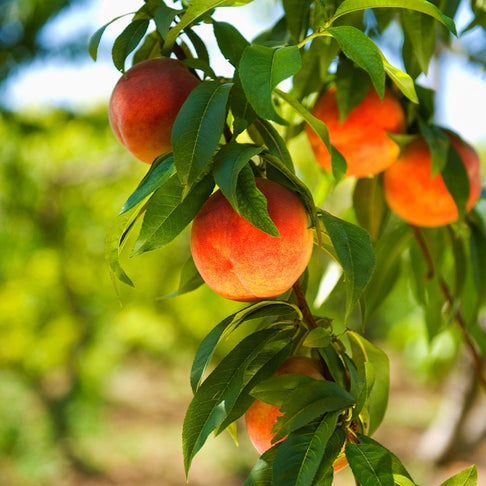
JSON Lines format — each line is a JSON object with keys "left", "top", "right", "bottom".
{"left": 292, "top": 281, "right": 318, "bottom": 329}
{"left": 411, "top": 226, "right": 486, "bottom": 392}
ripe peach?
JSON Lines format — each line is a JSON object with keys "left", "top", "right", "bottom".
{"left": 383, "top": 133, "right": 482, "bottom": 227}
{"left": 306, "top": 87, "right": 406, "bottom": 177}
{"left": 245, "top": 356, "right": 347, "bottom": 471}
{"left": 190, "top": 178, "right": 314, "bottom": 302}
{"left": 109, "top": 57, "right": 200, "bottom": 163}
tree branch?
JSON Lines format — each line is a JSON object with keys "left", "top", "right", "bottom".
{"left": 411, "top": 226, "right": 486, "bottom": 392}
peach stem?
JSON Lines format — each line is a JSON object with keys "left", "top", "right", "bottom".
{"left": 411, "top": 226, "right": 486, "bottom": 393}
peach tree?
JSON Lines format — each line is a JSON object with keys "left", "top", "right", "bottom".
{"left": 90, "top": 0, "right": 486, "bottom": 484}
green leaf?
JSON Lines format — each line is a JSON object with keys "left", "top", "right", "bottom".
{"left": 319, "top": 211, "right": 375, "bottom": 321}
{"left": 282, "top": 0, "right": 312, "bottom": 43}
{"left": 213, "top": 141, "right": 263, "bottom": 210}
{"left": 183, "top": 327, "right": 292, "bottom": 475}
{"left": 213, "top": 21, "right": 250, "bottom": 66}
{"left": 89, "top": 14, "right": 132, "bottom": 61}
{"left": 190, "top": 301, "right": 301, "bottom": 392}
{"left": 347, "top": 332, "right": 389, "bottom": 434}
{"left": 239, "top": 45, "right": 301, "bottom": 124}
{"left": 273, "top": 413, "right": 340, "bottom": 486}
{"left": 311, "top": 428, "right": 346, "bottom": 485}
{"left": 251, "top": 373, "right": 321, "bottom": 407}
{"left": 231, "top": 74, "right": 258, "bottom": 137}
{"left": 346, "top": 435, "right": 416, "bottom": 486}
{"left": 419, "top": 122, "right": 449, "bottom": 175}
{"left": 244, "top": 446, "right": 279, "bottom": 486}
{"left": 250, "top": 118, "right": 294, "bottom": 172}
{"left": 439, "top": 464, "right": 477, "bottom": 486}
{"left": 352, "top": 176, "right": 388, "bottom": 241}
{"left": 172, "top": 81, "right": 232, "bottom": 188}
{"left": 327, "top": 26, "right": 385, "bottom": 99}
{"left": 382, "top": 57, "right": 418, "bottom": 103}
{"left": 163, "top": 0, "right": 255, "bottom": 53}
{"left": 331, "top": 0, "right": 457, "bottom": 35}
{"left": 133, "top": 173, "right": 214, "bottom": 255}
{"left": 335, "top": 59, "right": 371, "bottom": 122}
{"left": 120, "top": 155, "right": 175, "bottom": 214}
{"left": 105, "top": 209, "right": 138, "bottom": 288}
{"left": 233, "top": 166, "right": 280, "bottom": 236}
{"left": 303, "top": 328, "right": 332, "bottom": 348}
{"left": 166, "top": 255, "right": 204, "bottom": 298}
{"left": 112, "top": 19, "right": 150, "bottom": 73}
{"left": 184, "top": 27, "right": 210, "bottom": 64}
{"left": 441, "top": 142, "right": 471, "bottom": 222}
{"left": 274, "top": 89, "right": 347, "bottom": 181}
{"left": 153, "top": 4, "right": 178, "bottom": 40}
{"left": 273, "top": 381, "right": 355, "bottom": 441}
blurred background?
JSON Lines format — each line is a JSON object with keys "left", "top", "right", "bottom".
{"left": 1, "top": 0, "right": 486, "bottom": 485}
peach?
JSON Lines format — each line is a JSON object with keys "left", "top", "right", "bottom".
{"left": 108, "top": 57, "right": 200, "bottom": 163}
{"left": 190, "top": 178, "right": 314, "bottom": 302}
{"left": 306, "top": 87, "right": 406, "bottom": 177}
{"left": 245, "top": 356, "right": 347, "bottom": 471}
{"left": 383, "top": 132, "right": 482, "bottom": 227}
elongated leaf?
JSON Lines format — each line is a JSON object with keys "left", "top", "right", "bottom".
{"left": 244, "top": 445, "right": 279, "bottom": 486}
{"left": 346, "top": 435, "right": 416, "bottom": 486}
{"left": 133, "top": 173, "right": 214, "bottom": 255}
{"left": 231, "top": 74, "right": 258, "bottom": 136}
{"left": 439, "top": 465, "right": 477, "bottom": 486}
{"left": 239, "top": 45, "right": 301, "bottom": 124}
{"left": 273, "top": 413, "right": 340, "bottom": 486}
{"left": 190, "top": 301, "right": 301, "bottom": 391}
{"left": 303, "top": 327, "right": 332, "bottom": 348}
{"left": 112, "top": 19, "right": 150, "bottom": 73}
{"left": 163, "top": 0, "right": 255, "bottom": 52}
{"left": 419, "top": 121, "right": 449, "bottom": 175}
{"left": 273, "top": 381, "right": 355, "bottom": 440}
{"left": 250, "top": 118, "right": 294, "bottom": 171}
{"left": 213, "top": 141, "right": 263, "bottom": 210}
{"left": 282, "top": 0, "right": 312, "bottom": 43}
{"left": 172, "top": 81, "right": 232, "bottom": 188}
{"left": 442, "top": 143, "right": 470, "bottom": 222}
{"left": 213, "top": 21, "right": 250, "bottom": 66}
{"left": 89, "top": 13, "right": 132, "bottom": 61}
{"left": 328, "top": 26, "right": 385, "bottom": 99}
{"left": 166, "top": 255, "right": 204, "bottom": 298}
{"left": 382, "top": 57, "right": 418, "bottom": 103}
{"left": 347, "top": 332, "right": 389, "bottom": 434}
{"left": 311, "top": 428, "right": 346, "bottom": 485}
{"left": 331, "top": 0, "right": 456, "bottom": 35}
{"left": 319, "top": 211, "right": 375, "bottom": 321}
{"left": 274, "top": 89, "right": 347, "bottom": 180}
{"left": 183, "top": 327, "right": 291, "bottom": 475}
{"left": 120, "top": 156, "right": 175, "bottom": 214}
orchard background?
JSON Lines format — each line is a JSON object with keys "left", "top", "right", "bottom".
{"left": 1, "top": 0, "right": 486, "bottom": 485}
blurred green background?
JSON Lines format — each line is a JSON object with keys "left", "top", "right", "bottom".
{"left": 1, "top": 1, "right": 486, "bottom": 485}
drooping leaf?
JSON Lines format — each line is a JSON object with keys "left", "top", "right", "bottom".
{"left": 311, "top": 428, "right": 346, "bottom": 485}
{"left": 133, "top": 173, "right": 214, "bottom": 255}
{"left": 327, "top": 26, "right": 385, "bottom": 99}
{"left": 190, "top": 301, "right": 302, "bottom": 391}
{"left": 273, "top": 89, "right": 347, "bottom": 181}
{"left": 233, "top": 166, "right": 280, "bottom": 236}
{"left": 273, "top": 413, "right": 340, "bottom": 486}
{"left": 303, "top": 328, "right": 332, "bottom": 348}
{"left": 89, "top": 13, "right": 132, "bottom": 61}
{"left": 213, "top": 21, "right": 250, "bottom": 66}
{"left": 346, "top": 435, "right": 417, "bottom": 486}
{"left": 163, "top": 0, "right": 255, "bottom": 53}
{"left": 347, "top": 331, "right": 389, "bottom": 434}
{"left": 439, "top": 464, "right": 477, "bottom": 486}
{"left": 112, "top": 19, "right": 150, "bottom": 73}
{"left": 243, "top": 445, "right": 279, "bottom": 486}
{"left": 120, "top": 155, "right": 175, "bottom": 214}
{"left": 282, "top": 0, "right": 312, "bottom": 43}
{"left": 183, "top": 327, "right": 294, "bottom": 475}
{"left": 419, "top": 121, "right": 450, "bottom": 175}
{"left": 441, "top": 142, "right": 471, "bottom": 222}
{"left": 153, "top": 3, "right": 179, "bottom": 40}
{"left": 331, "top": 0, "right": 457, "bottom": 35}
{"left": 213, "top": 141, "right": 263, "bottom": 211}
{"left": 319, "top": 211, "right": 375, "bottom": 321}
{"left": 382, "top": 57, "right": 418, "bottom": 103}
{"left": 239, "top": 45, "right": 301, "bottom": 124}
{"left": 172, "top": 81, "right": 232, "bottom": 188}
{"left": 166, "top": 255, "right": 204, "bottom": 298}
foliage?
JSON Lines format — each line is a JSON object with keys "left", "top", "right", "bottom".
{"left": 93, "top": 0, "right": 484, "bottom": 484}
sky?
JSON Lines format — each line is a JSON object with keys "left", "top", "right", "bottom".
{"left": 3, "top": 0, "right": 486, "bottom": 144}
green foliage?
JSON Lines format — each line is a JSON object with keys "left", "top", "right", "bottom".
{"left": 40, "top": 0, "right": 486, "bottom": 484}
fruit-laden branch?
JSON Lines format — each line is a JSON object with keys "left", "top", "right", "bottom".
{"left": 412, "top": 226, "right": 486, "bottom": 392}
